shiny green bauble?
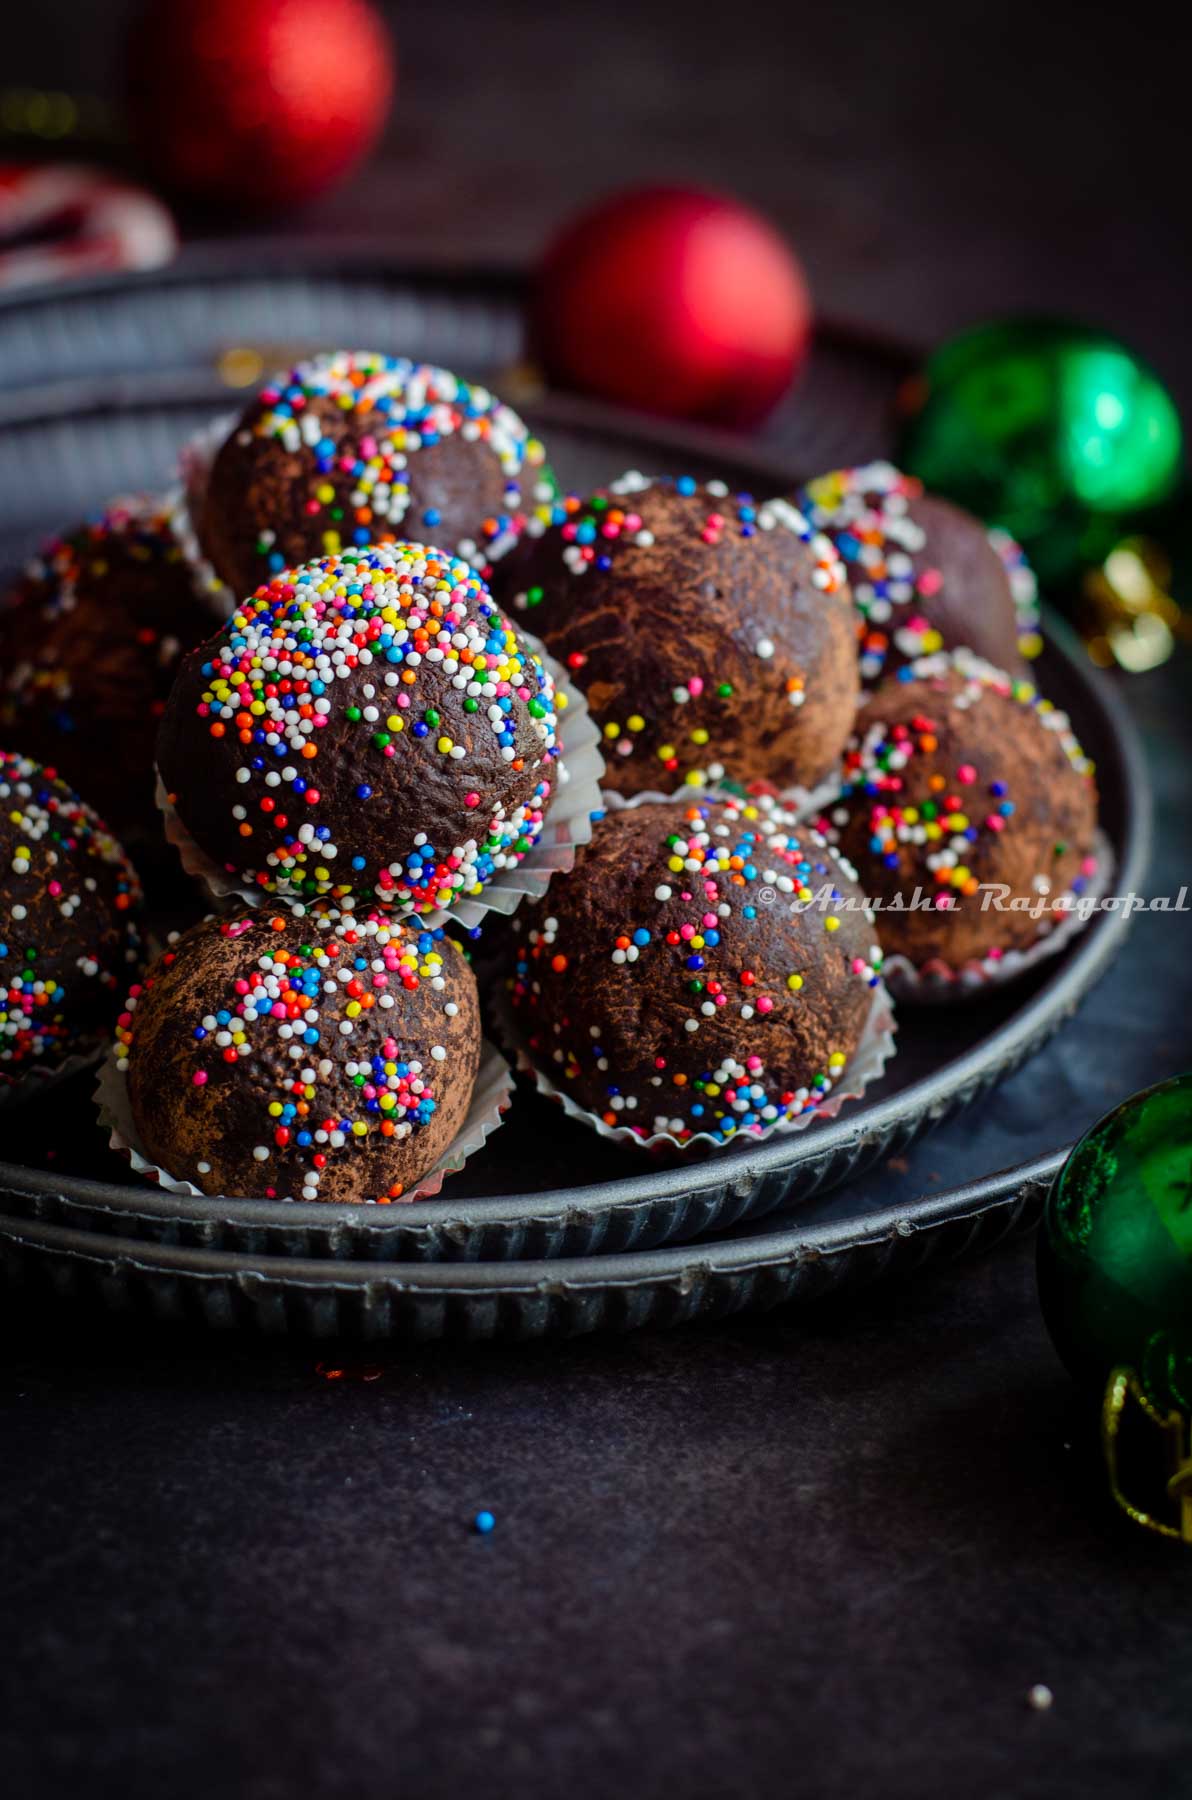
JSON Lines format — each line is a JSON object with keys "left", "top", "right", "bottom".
{"left": 1039, "top": 1074, "right": 1192, "bottom": 1413}
{"left": 897, "top": 319, "right": 1183, "bottom": 586}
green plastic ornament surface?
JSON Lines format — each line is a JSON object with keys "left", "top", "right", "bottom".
{"left": 1039, "top": 1074, "right": 1192, "bottom": 1413}
{"left": 897, "top": 319, "right": 1183, "bottom": 585}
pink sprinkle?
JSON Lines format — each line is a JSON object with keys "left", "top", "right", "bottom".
{"left": 917, "top": 566, "right": 943, "bottom": 596}
{"left": 688, "top": 676, "right": 704, "bottom": 698}
{"left": 757, "top": 996, "right": 774, "bottom": 1013}
{"left": 957, "top": 763, "right": 977, "bottom": 785}
{"left": 464, "top": 792, "right": 480, "bottom": 808}
{"left": 680, "top": 923, "right": 695, "bottom": 940}
{"left": 193, "top": 1070, "right": 208, "bottom": 1086}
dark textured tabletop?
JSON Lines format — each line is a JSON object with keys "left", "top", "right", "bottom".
{"left": 3, "top": 5, "right": 1192, "bottom": 1797}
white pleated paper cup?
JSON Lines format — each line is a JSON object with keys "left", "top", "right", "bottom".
{"left": 95, "top": 1038, "right": 514, "bottom": 1207}
{"left": 879, "top": 829, "right": 1116, "bottom": 1005}
{"left": 155, "top": 643, "right": 607, "bottom": 931}
{"left": 496, "top": 979, "right": 897, "bottom": 1158}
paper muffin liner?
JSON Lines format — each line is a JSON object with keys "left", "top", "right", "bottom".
{"left": 496, "top": 978, "right": 896, "bottom": 1159}
{"left": 0, "top": 1040, "right": 107, "bottom": 1110}
{"left": 154, "top": 640, "right": 606, "bottom": 931}
{"left": 495, "top": 784, "right": 897, "bottom": 1155}
{"left": 167, "top": 413, "right": 239, "bottom": 623}
{"left": 880, "top": 827, "right": 1116, "bottom": 1005}
{"left": 94, "top": 1037, "right": 514, "bottom": 1207}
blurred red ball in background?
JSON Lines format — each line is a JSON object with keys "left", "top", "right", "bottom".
{"left": 126, "top": 0, "right": 395, "bottom": 212}
{"left": 532, "top": 186, "right": 812, "bottom": 427}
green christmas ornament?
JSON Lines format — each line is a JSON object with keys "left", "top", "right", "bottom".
{"left": 897, "top": 319, "right": 1184, "bottom": 587}
{"left": 1038, "top": 1073, "right": 1192, "bottom": 1539}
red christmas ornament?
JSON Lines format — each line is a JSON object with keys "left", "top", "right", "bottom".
{"left": 125, "top": 0, "right": 395, "bottom": 212}
{"left": 533, "top": 186, "right": 812, "bottom": 427}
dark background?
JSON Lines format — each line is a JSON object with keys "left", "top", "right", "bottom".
{"left": 3, "top": 5, "right": 1192, "bottom": 1798}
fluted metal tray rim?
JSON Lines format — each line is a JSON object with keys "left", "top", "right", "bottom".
{"left": 0, "top": 1146, "right": 1066, "bottom": 1340}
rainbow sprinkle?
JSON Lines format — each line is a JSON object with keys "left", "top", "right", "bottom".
{"left": 505, "top": 472, "right": 846, "bottom": 789}
{"left": 1, "top": 750, "right": 141, "bottom": 1080}
{"left": 799, "top": 462, "right": 1042, "bottom": 680}
{"left": 240, "top": 352, "right": 553, "bottom": 573}
{"left": 118, "top": 908, "right": 466, "bottom": 1203}
{"left": 510, "top": 793, "right": 882, "bottom": 1144}
{"left": 171, "top": 543, "right": 560, "bottom": 915}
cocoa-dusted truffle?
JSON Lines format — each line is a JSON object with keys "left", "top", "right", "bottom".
{"left": 192, "top": 352, "right": 558, "bottom": 596}
{"left": 796, "top": 463, "right": 1038, "bottom": 684}
{"left": 817, "top": 652, "right": 1099, "bottom": 970}
{"left": 0, "top": 750, "right": 142, "bottom": 1091}
{"left": 157, "top": 543, "right": 562, "bottom": 916}
{"left": 507, "top": 794, "right": 885, "bottom": 1145}
{"left": 117, "top": 904, "right": 481, "bottom": 1204}
{"left": 489, "top": 474, "right": 858, "bottom": 797}
{"left": 0, "top": 498, "right": 220, "bottom": 837}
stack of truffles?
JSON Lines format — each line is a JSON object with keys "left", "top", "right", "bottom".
{"left": 0, "top": 351, "right": 1101, "bottom": 1203}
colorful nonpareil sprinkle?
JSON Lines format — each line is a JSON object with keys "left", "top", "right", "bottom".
{"left": 117, "top": 907, "right": 469, "bottom": 1204}
{"left": 168, "top": 543, "right": 562, "bottom": 915}
{"left": 510, "top": 793, "right": 883, "bottom": 1145}
{"left": 820, "top": 651, "right": 1096, "bottom": 917}
{"left": 0, "top": 750, "right": 142, "bottom": 1081}
{"left": 799, "top": 462, "right": 1042, "bottom": 679}
{"left": 504, "top": 472, "right": 848, "bottom": 790}
{"left": 242, "top": 352, "right": 553, "bottom": 570}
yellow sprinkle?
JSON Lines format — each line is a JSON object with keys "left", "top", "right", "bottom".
{"left": 627, "top": 714, "right": 645, "bottom": 732}
{"left": 690, "top": 728, "right": 710, "bottom": 746}
{"left": 346, "top": 1001, "right": 362, "bottom": 1018}
{"left": 603, "top": 722, "right": 620, "bottom": 740}
{"left": 351, "top": 1121, "right": 368, "bottom": 1137}
{"left": 825, "top": 916, "right": 840, "bottom": 932}
{"left": 658, "top": 744, "right": 675, "bottom": 761}
{"left": 787, "top": 974, "right": 803, "bottom": 990}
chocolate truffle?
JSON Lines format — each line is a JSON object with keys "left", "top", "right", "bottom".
{"left": 0, "top": 750, "right": 142, "bottom": 1091}
{"left": 157, "top": 544, "right": 563, "bottom": 916}
{"left": 489, "top": 474, "right": 858, "bottom": 797}
{"left": 117, "top": 904, "right": 481, "bottom": 1205}
{"left": 507, "top": 794, "right": 885, "bottom": 1145}
{"left": 192, "top": 352, "right": 557, "bottom": 596}
{"left": 0, "top": 498, "right": 221, "bottom": 837}
{"left": 796, "top": 463, "right": 1035, "bottom": 684}
{"left": 818, "top": 653, "right": 1099, "bottom": 970}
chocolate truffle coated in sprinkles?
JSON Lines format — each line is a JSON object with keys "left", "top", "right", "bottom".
{"left": 157, "top": 543, "right": 561, "bottom": 916}
{"left": 508, "top": 795, "right": 883, "bottom": 1145}
{"left": 797, "top": 463, "right": 1031, "bottom": 685}
{"left": 817, "top": 651, "right": 1099, "bottom": 969}
{"left": 0, "top": 497, "right": 222, "bottom": 838}
{"left": 0, "top": 751, "right": 142, "bottom": 1088}
{"left": 119, "top": 904, "right": 481, "bottom": 1205}
{"left": 196, "top": 351, "right": 557, "bottom": 596}
{"left": 488, "top": 474, "right": 859, "bottom": 797}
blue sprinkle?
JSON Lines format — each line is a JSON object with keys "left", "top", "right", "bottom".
{"left": 473, "top": 1510, "right": 495, "bottom": 1535}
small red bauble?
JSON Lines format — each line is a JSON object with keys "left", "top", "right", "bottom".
{"left": 125, "top": 0, "right": 395, "bottom": 212}
{"left": 532, "top": 186, "right": 812, "bottom": 426}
